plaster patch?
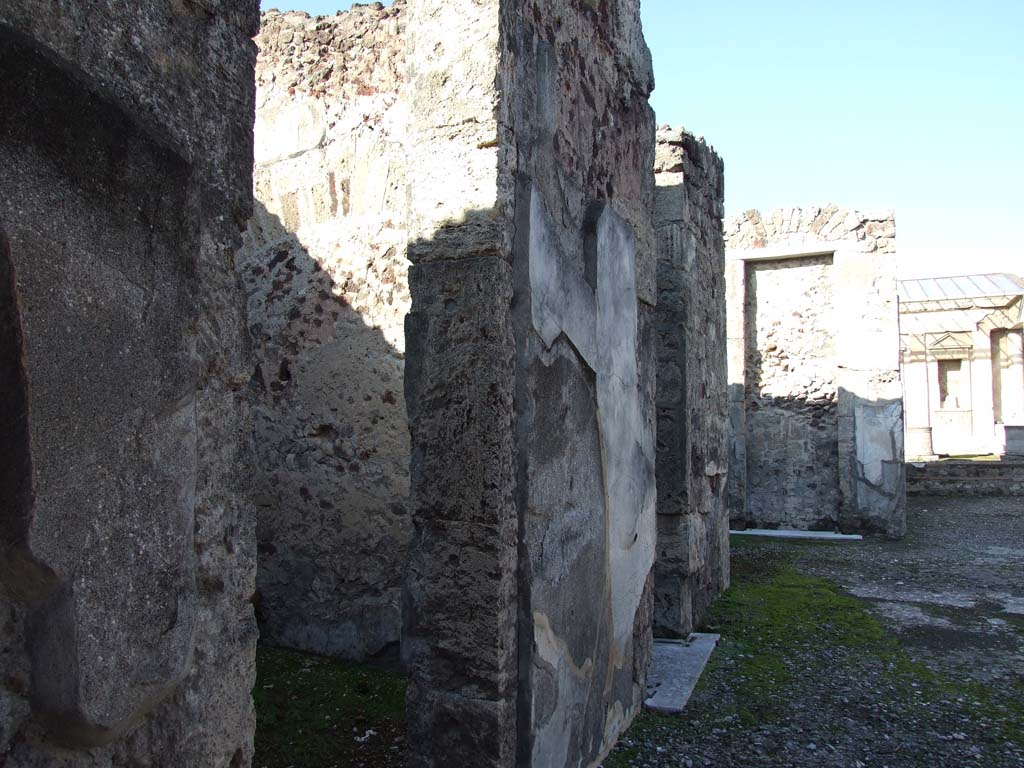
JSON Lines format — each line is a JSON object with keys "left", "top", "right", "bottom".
{"left": 855, "top": 402, "right": 901, "bottom": 487}
{"left": 532, "top": 612, "right": 595, "bottom": 768}
{"left": 254, "top": 95, "right": 327, "bottom": 165}
{"left": 528, "top": 187, "right": 655, "bottom": 649}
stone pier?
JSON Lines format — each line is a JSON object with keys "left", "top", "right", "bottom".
{"left": 652, "top": 128, "right": 730, "bottom": 637}
{"left": 402, "top": 0, "right": 658, "bottom": 765}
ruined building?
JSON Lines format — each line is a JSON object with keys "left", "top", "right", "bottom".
{"left": 899, "top": 273, "right": 1024, "bottom": 459}
{"left": 1, "top": 0, "right": 732, "bottom": 765}
{"left": 246, "top": 4, "right": 733, "bottom": 762}
{"left": 725, "top": 207, "right": 907, "bottom": 537}
{"left": 243, "top": 1, "right": 411, "bottom": 661}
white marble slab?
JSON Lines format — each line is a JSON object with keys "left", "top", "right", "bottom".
{"left": 644, "top": 634, "right": 720, "bottom": 714}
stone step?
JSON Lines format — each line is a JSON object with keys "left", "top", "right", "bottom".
{"left": 906, "top": 461, "right": 1024, "bottom": 496}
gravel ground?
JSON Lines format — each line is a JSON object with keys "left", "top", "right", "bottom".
{"left": 605, "top": 495, "right": 1024, "bottom": 768}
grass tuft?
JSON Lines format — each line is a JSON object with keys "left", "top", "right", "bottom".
{"left": 254, "top": 645, "right": 406, "bottom": 768}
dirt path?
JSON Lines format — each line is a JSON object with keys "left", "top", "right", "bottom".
{"left": 606, "top": 496, "right": 1024, "bottom": 768}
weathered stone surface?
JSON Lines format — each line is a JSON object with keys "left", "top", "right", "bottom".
{"left": 725, "top": 206, "right": 905, "bottom": 537}
{"left": 242, "top": 2, "right": 411, "bottom": 660}
{"left": 0, "top": 3, "right": 257, "bottom": 765}
{"left": 516, "top": 191, "right": 656, "bottom": 767}
{"left": 653, "top": 128, "right": 730, "bottom": 638}
{"left": 744, "top": 255, "right": 840, "bottom": 528}
{"left": 402, "top": 1, "right": 518, "bottom": 764}
{"left": 506, "top": 2, "right": 657, "bottom": 764}
{"left": 403, "top": 254, "right": 518, "bottom": 767}
{"left": 403, "top": 0, "right": 658, "bottom": 765}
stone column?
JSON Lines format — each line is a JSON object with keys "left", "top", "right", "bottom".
{"left": 994, "top": 330, "right": 1024, "bottom": 424}
{"left": 971, "top": 328, "right": 997, "bottom": 452}
{"left": 902, "top": 350, "right": 936, "bottom": 459}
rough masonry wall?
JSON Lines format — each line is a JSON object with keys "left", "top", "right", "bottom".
{"left": 0, "top": 3, "right": 258, "bottom": 765}
{"left": 742, "top": 255, "right": 840, "bottom": 528}
{"left": 653, "top": 128, "right": 729, "bottom": 637}
{"left": 725, "top": 206, "right": 906, "bottom": 537}
{"left": 402, "top": 0, "right": 657, "bottom": 765}
{"left": 241, "top": 3, "right": 410, "bottom": 660}
{"left": 401, "top": 0, "right": 518, "bottom": 764}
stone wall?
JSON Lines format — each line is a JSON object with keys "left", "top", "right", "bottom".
{"left": 402, "top": 0, "right": 657, "bottom": 765}
{"left": 241, "top": 2, "right": 411, "bottom": 660}
{"left": 725, "top": 206, "right": 906, "bottom": 537}
{"left": 653, "top": 128, "right": 730, "bottom": 637}
{"left": 401, "top": 0, "right": 517, "bottom": 762}
{"left": 743, "top": 255, "right": 840, "bottom": 527}
{"left": 0, "top": 3, "right": 258, "bottom": 765}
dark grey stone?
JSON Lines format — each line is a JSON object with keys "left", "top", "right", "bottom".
{"left": 402, "top": 255, "right": 518, "bottom": 767}
{"left": 0, "top": 3, "right": 257, "bottom": 763}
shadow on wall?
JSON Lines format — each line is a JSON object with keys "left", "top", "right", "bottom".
{"left": 239, "top": 200, "right": 411, "bottom": 663}
{"left": 0, "top": 224, "right": 38, "bottom": 593}
{"left": 1, "top": 25, "right": 257, "bottom": 765}
{"left": 399, "top": 191, "right": 660, "bottom": 766}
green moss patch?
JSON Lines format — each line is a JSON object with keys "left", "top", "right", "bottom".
{"left": 605, "top": 543, "right": 1024, "bottom": 766}
{"left": 254, "top": 645, "right": 406, "bottom": 768}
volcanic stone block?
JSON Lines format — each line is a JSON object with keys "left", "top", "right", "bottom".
{"left": 0, "top": 32, "right": 199, "bottom": 748}
{"left": 403, "top": 255, "right": 518, "bottom": 768}
{"left": 403, "top": 0, "right": 658, "bottom": 766}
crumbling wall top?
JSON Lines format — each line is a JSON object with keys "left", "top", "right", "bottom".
{"left": 257, "top": 1, "right": 406, "bottom": 102}
{"left": 655, "top": 126, "right": 723, "bottom": 176}
{"left": 726, "top": 205, "right": 896, "bottom": 255}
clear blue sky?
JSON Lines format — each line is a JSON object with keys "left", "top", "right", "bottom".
{"left": 260, "top": 0, "right": 1023, "bottom": 278}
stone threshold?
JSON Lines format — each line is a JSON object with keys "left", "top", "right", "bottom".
{"left": 730, "top": 529, "right": 864, "bottom": 541}
{"left": 644, "top": 634, "right": 721, "bottom": 714}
